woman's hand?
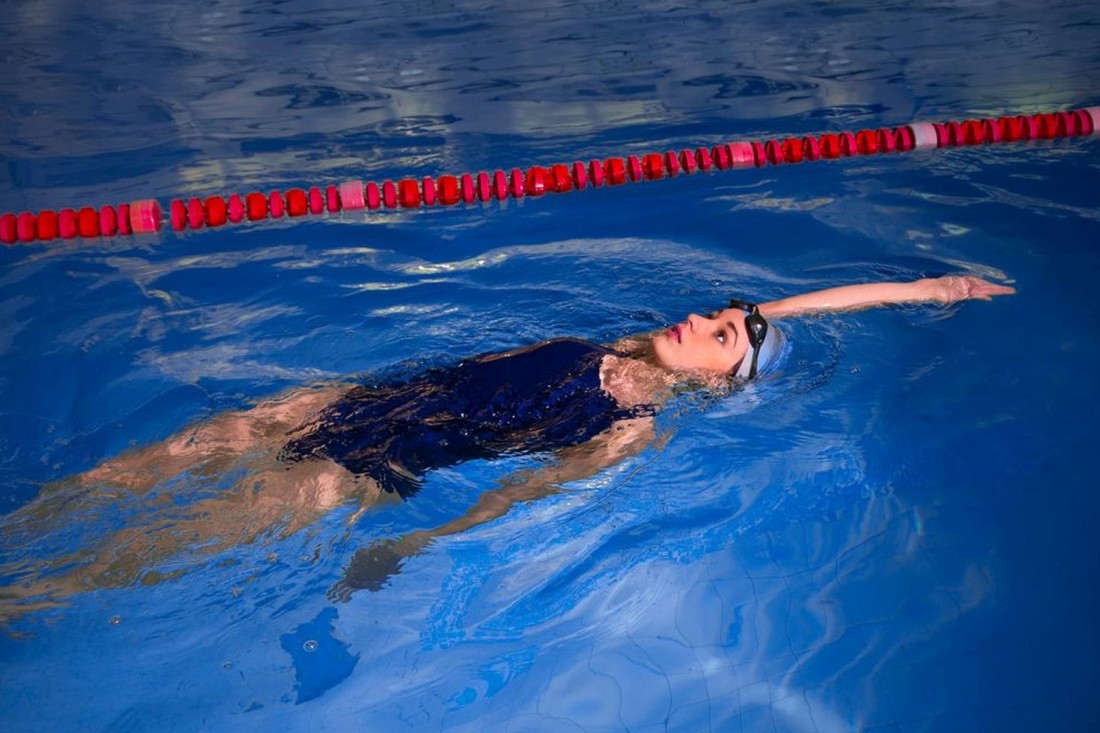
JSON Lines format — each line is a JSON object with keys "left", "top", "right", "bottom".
{"left": 929, "top": 275, "right": 1016, "bottom": 304}
{"left": 327, "top": 531, "right": 432, "bottom": 600}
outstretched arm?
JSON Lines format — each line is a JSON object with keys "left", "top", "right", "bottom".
{"left": 420, "top": 416, "right": 655, "bottom": 541}
{"left": 758, "top": 275, "right": 1015, "bottom": 320}
{"left": 330, "top": 416, "right": 656, "bottom": 597}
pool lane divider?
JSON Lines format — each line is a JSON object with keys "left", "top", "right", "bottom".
{"left": 2, "top": 106, "right": 1098, "bottom": 246}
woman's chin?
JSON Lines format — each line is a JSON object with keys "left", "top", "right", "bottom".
{"left": 649, "top": 339, "right": 674, "bottom": 370}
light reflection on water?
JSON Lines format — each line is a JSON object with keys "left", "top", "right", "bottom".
{"left": 3, "top": 0, "right": 1097, "bottom": 208}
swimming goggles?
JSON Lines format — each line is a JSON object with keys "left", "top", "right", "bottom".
{"left": 728, "top": 298, "right": 769, "bottom": 380}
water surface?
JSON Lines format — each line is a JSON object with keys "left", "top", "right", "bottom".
{"left": 1, "top": 1, "right": 1099, "bottom": 731}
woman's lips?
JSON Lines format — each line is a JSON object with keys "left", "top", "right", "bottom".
{"left": 667, "top": 324, "right": 682, "bottom": 343}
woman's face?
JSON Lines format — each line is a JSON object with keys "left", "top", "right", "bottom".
{"left": 651, "top": 308, "right": 750, "bottom": 374}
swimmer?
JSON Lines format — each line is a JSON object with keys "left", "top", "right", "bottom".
{"left": 0, "top": 274, "right": 1013, "bottom": 615}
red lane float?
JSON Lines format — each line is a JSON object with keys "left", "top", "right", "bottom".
{"left": 2, "top": 106, "right": 1097, "bottom": 245}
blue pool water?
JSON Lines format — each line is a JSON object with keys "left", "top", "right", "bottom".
{"left": 2, "top": 1, "right": 1099, "bottom": 731}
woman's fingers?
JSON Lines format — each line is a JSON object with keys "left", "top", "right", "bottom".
{"left": 971, "top": 279, "right": 1016, "bottom": 299}
{"left": 942, "top": 275, "right": 1015, "bottom": 302}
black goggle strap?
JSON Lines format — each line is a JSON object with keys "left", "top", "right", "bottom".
{"left": 729, "top": 298, "right": 769, "bottom": 379}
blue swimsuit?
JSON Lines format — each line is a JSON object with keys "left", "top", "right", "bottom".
{"left": 279, "top": 338, "right": 641, "bottom": 498}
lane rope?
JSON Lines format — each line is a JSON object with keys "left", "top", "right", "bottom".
{"left": 2, "top": 107, "right": 1097, "bottom": 246}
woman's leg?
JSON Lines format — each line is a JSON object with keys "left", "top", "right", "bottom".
{"left": 3, "top": 457, "right": 378, "bottom": 619}
{"left": 1, "top": 383, "right": 365, "bottom": 619}
{"left": 77, "top": 384, "right": 346, "bottom": 493}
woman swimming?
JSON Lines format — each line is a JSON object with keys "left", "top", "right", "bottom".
{"left": 0, "top": 274, "right": 1014, "bottom": 614}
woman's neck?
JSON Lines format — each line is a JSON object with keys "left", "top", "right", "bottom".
{"left": 599, "top": 336, "right": 679, "bottom": 408}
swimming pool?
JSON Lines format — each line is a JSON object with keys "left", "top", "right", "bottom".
{"left": 1, "top": 0, "right": 1099, "bottom": 731}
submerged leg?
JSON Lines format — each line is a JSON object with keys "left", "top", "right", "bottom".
{"left": 75, "top": 384, "right": 345, "bottom": 494}
{"left": 1, "top": 455, "right": 375, "bottom": 623}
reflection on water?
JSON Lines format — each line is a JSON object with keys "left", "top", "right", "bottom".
{"left": 2, "top": 0, "right": 1097, "bottom": 210}
{"left": 261, "top": 391, "right": 996, "bottom": 732}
